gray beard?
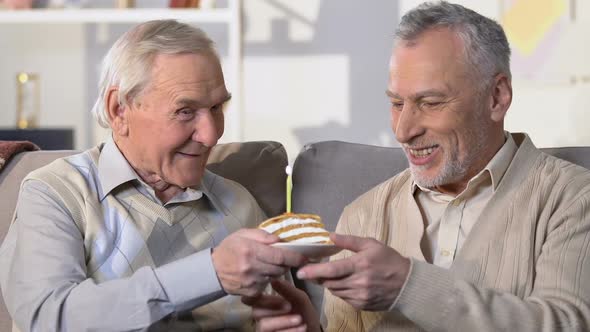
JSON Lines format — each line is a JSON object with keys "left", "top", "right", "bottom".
{"left": 410, "top": 113, "right": 490, "bottom": 189}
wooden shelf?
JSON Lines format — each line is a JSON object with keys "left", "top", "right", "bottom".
{"left": 0, "top": 8, "right": 232, "bottom": 24}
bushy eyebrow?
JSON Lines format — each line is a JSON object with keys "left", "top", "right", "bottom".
{"left": 386, "top": 89, "right": 446, "bottom": 100}
{"left": 175, "top": 93, "right": 232, "bottom": 108}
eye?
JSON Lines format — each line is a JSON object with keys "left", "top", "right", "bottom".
{"left": 390, "top": 101, "right": 404, "bottom": 111}
{"left": 176, "top": 108, "right": 196, "bottom": 120}
{"left": 421, "top": 101, "right": 443, "bottom": 109}
{"left": 211, "top": 103, "right": 224, "bottom": 113}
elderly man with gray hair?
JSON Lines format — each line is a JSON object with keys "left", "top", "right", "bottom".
{"left": 245, "top": 2, "right": 590, "bottom": 331}
{"left": 0, "top": 20, "right": 306, "bottom": 331}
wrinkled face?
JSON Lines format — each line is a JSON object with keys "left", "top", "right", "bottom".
{"left": 123, "top": 52, "right": 228, "bottom": 188}
{"left": 387, "top": 28, "right": 495, "bottom": 191}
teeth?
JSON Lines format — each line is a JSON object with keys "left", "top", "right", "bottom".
{"left": 408, "top": 147, "right": 434, "bottom": 157}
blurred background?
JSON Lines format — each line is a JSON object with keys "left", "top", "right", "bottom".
{"left": 0, "top": 0, "right": 588, "bottom": 161}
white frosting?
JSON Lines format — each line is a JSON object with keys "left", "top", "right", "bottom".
{"left": 260, "top": 218, "right": 321, "bottom": 234}
{"left": 260, "top": 217, "right": 330, "bottom": 243}
{"left": 277, "top": 227, "right": 327, "bottom": 240}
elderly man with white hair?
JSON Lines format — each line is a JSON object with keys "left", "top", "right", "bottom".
{"left": 0, "top": 20, "right": 305, "bottom": 331}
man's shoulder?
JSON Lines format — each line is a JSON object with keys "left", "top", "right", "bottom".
{"left": 201, "top": 169, "right": 249, "bottom": 196}
{"left": 24, "top": 146, "right": 101, "bottom": 196}
{"left": 536, "top": 152, "right": 590, "bottom": 193}
{"left": 513, "top": 133, "right": 590, "bottom": 190}
{"left": 200, "top": 170, "right": 261, "bottom": 216}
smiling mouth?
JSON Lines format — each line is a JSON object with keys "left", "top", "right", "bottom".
{"left": 407, "top": 145, "right": 438, "bottom": 157}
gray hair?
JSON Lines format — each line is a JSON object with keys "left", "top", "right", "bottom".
{"left": 91, "top": 19, "right": 218, "bottom": 128}
{"left": 395, "top": 1, "right": 511, "bottom": 89}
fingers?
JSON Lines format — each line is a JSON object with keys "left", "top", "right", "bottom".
{"left": 330, "top": 233, "right": 373, "bottom": 252}
{"left": 255, "top": 244, "right": 307, "bottom": 268}
{"left": 269, "top": 279, "right": 308, "bottom": 303}
{"left": 242, "top": 290, "right": 300, "bottom": 327}
{"left": 275, "top": 325, "right": 308, "bottom": 332}
{"left": 296, "top": 234, "right": 381, "bottom": 280}
{"left": 242, "top": 294, "right": 292, "bottom": 318}
{"left": 256, "top": 315, "right": 305, "bottom": 332}
{"left": 238, "top": 228, "right": 281, "bottom": 245}
{"left": 212, "top": 229, "right": 308, "bottom": 297}
{"left": 235, "top": 229, "right": 307, "bottom": 267}
{"left": 296, "top": 257, "right": 355, "bottom": 280}
{"left": 317, "top": 275, "right": 352, "bottom": 290}
{"left": 251, "top": 260, "right": 289, "bottom": 278}
{"left": 242, "top": 280, "right": 307, "bottom": 316}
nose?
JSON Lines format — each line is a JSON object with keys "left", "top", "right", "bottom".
{"left": 192, "top": 109, "right": 224, "bottom": 147}
{"left": 392, "top": 103, "right": 424, "bottom": 144}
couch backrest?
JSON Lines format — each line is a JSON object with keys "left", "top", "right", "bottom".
{"left": 291, "top": 140, "right": 590, "bottom": 312}
{"left": 293, "top": 141, "right": 590, "bottom": 233}
{"left": 0, "top": 141, "right": 287, "bottom": 332}
{"left": 3, "top": 139, "right": 590, "bottom": 328}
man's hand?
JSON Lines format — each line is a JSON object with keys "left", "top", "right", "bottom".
{"left": 242, "top": 279, "right": 321, "bottom": 332}
{"left": 297, "top": 233, "right": 410, "bottom": 311}
{"left": 212, "top": 229, "right": 307, "bottom": 297}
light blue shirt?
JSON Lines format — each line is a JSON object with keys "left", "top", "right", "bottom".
{"left": 0, "top": 137, "right": 264, "bottom": 331}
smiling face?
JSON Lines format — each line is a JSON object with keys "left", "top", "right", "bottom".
{"left": 388, "top": 28, "right": 506, "bottom": 194}
{"left": 112, "top": 52, "right": 229, "bottom": 188}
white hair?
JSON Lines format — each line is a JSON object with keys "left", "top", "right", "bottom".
{"left": 91, "top": 19, "right": 218, "bottom": 128}
{"left": 395, "top": 1, "right": 511, "bottom": 91}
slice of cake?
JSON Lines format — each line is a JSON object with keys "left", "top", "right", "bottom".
{"left": 258, "top": 213, "right": 332, "bottom": 244}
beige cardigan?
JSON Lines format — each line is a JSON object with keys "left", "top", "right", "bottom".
{"left": 323, "top": 133, "right": 590, "bottom": 331}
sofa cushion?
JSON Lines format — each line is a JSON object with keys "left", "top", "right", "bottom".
{"left": 292, "top": 141, "right": 408, "bottom": 233}
{"left": 207, "top": 141, "right": 288, "bottom": 218}
{"left": 0, "top": 140, "right": 287, "bottom": 332}
{"left": 540, "top": 147, "right": 590, "bottom": 169}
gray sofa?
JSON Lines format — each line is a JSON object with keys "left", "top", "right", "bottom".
{"left": 1, "top": 140, "right": 590, "bottom": 331}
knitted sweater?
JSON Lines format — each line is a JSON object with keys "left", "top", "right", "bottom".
{"left": 323, "top": 133, "right": 590, "bottom": 331}
{"left": 1, "top": 143, "right": 264, "bottom": 331}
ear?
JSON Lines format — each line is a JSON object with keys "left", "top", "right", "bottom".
{"left": 489, "top": 73, "right": 512, "bottom": 123}
{"left": 105, "top": 87, "right": 130, "bottom": 136}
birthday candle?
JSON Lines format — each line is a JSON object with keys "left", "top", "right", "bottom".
{"left": 286, "top": 165, "right": 293, "bottom": 213}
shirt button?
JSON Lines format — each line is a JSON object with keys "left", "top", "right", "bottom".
{"left": 452, "top": 199, "right": 462, "bottom": 207}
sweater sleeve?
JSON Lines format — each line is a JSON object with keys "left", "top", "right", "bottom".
{"left": 393, "top": 192, "right": 590, "bottom": 332}
{"left": 0, "top": 180, "right": 225, "bottom": 332}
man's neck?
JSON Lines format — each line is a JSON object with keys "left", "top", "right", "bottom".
{"left": 113, "top": 136, "right": 183, "bottom": 204}
{"left": 134, "top": 167, "right": 184, "bottom": 204}
{"left": 154, "top": 186, "right": 184, "bottom": 204}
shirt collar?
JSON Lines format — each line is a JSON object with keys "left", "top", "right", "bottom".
{"left": 486, "top": 132, "right": 517, "bottom": 190}
{"left": 97, "top": 136, "right": 211, "bottom": 207}
{"left": 98, "top": 136, "right": 138, "bottom": 201}
{"left": 411, "top": 132, "right": 517, "bottom": 195}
